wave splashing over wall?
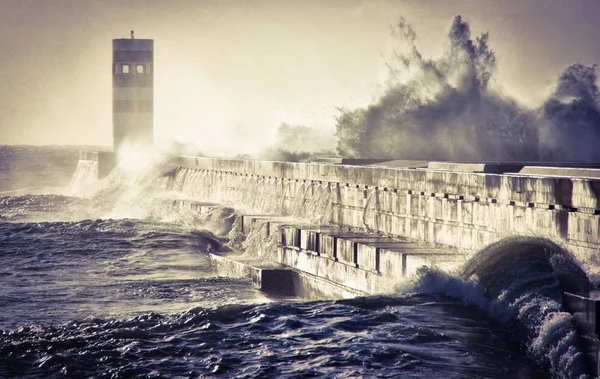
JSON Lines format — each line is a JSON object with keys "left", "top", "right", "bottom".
{"left": 336, "top": 15, "right": 600, "bottom": 162}
{"left": 540, "top": 63, "right": 600, "bottom": 161}
{"left": 461, "top": 237, "right": 591, "bottom": 378}
{"left": 398, "top": 237, "right": 592, "bottom": 377}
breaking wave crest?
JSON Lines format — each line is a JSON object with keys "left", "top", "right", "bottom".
{"left": 401, "top": 237, "right": 591, "bottom": 378}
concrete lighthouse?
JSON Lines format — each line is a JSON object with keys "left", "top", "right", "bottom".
{"left": 112, "top": 31, "right": 154, "bottom": 151}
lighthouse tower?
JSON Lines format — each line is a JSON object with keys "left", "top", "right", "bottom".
{"left": 112, "top": 31, "right": 154, "bottom": 151}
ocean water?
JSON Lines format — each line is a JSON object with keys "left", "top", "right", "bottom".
{"left": 0, "top": 145, "right": 589, "bottom": 378}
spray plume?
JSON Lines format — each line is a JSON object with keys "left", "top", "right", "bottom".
{"left": 259, "top": 123, "right": 337, "bottom": 162}
{"left": 540, "top": 64, "right": 600, "bottom": 161}
{"left": 335, "top": 15, "right": 600, "bottom": 162}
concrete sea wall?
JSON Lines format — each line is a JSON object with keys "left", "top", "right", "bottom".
{"left": 173, "top": 156, "right": 600, "bottom": 266}
{"left": 151, "top": 155, "right": 600, "bottom": 373}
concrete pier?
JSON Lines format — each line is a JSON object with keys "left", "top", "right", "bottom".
{"left": 164, "top": 156, "right": 600, "bottom": 374}
{"left": 173, "top": 156, "right": 600, "bottom": 268}
{"left": 77, "top": 153, "right": 600, "bottom": 373}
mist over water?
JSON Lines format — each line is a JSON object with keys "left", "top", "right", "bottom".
{"left": 334, "top": 16, "right": 600, "bottom": 161}
{"left": 258, "top": 123, "right": 338, "bottom": 162}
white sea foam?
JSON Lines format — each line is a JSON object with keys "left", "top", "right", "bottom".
{"left": 398, "top": 242, "right": 591, "bottom": 378}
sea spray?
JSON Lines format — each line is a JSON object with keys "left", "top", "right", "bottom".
{"left": 397, "top": 266, "right": 488, "bottom": 309}
{"left": 539, "top": 63, "right": 600, "bottom": 161}
{"left": 399, "top": 237, "right": 591, "bottom": 378}
{"left": 400, "top": 265, "right": 588, "bottom": 378}
{"left": 259, "top": 123, "right": 338, "bottom": 162}
{"left": 242, "top": 221, "right": 280, "bottom": 260}
{"left": 335, "top": 15, "right": 600, "bottom": 162}
{"left": 91, "top": 162, "right": 173, "bottom": 220}
{"left": 67, "top": 159, "right": 98, "bottom": 197}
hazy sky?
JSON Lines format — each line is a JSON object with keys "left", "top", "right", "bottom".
{"left": 0, "top": 0, "right": 599, "bottom": 154}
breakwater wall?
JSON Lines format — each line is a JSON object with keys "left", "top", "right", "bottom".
{"left": 78, "top": 152, "right": 600, "bottom": 374}
{"left": 173, "top": 155, "right": 600, "bottom": 266}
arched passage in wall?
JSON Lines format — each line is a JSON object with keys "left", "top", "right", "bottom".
{"left": 461, "top": 237, "right": 593, "bottom": 376}
{"left": 462, "top": 236, "right": 590, "bottom": 297}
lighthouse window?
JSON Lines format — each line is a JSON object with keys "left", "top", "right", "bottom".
{"left": 136, "top": 64, "right": 145, "bottom": 74}
{"left": 121, "top": 64, "right": 130, "bottom": 74}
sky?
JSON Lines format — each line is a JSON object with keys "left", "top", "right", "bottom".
{"left": 0, "top": 0, "right": 599, "bottom": 155}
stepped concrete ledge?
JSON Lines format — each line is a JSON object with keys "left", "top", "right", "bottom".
{"left": 278, "top": 224, "right": 464, "bottom": 295}
{"left": 155, "top": 200, "right": 460, "bottom": 299}
{"left": 158, "top": 195, "right": 466, "bottom": 299}
{"left": 247, "top": 220, "right": 462, "bottom": 297}
{"left": 209, "top": 253, "right": 297, "bottom": 297}
{"left": 209, "top": 253, "right": 366, "bottom": 299}
{"left": 199, "top": 211, "right": 464, "bottom": 299}
{"left": 240, "top": 215, "right": 296, "bottom": 235}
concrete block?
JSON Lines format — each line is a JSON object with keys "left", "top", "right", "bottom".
{"left": 356, "top": 244, "right": 378, "bottom": 272}
{"left": 259, "top": 269, "right": 296, "bottom": 296}
{"left": 403, "top": 253, "right": 429, "bottom": 277}
{"left": 281, "top": 226, "right": 301, "bottom": 248}
{"left": 343, "top": 237, "right": 390, "bottom": 271}
{"left": 171, "top": 156, "right": 600, "bottom": 267}
{"left": 300, "top": 229, "right": 319, "bottom": 252}
{"left": 298, "top": 226, "right": 340, "bottom": 253}
{"left": 378, "top": 248, "right": 403, "bottom": 276}
{"left": 320, "top": 234, "right": 337, "bottom": 260}
{"left": 241, "top": 214, "right": 259, "bottom": 234}
{"left": 336, "top": 238, "right": 356, "bottom": 266}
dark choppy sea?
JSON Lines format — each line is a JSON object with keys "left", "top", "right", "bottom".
{"left": 0, "top": 145, "right": 588, "bottom": 378}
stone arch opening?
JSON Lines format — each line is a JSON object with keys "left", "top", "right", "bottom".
{"left": 462, "top": 236, "right": 590, "bottom": 296}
